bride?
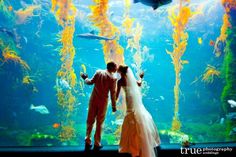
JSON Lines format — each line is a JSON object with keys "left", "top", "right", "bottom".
{"left": 116, "top": 65, "right": 161, "bottom": 157}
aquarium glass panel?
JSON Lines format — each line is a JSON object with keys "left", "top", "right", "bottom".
{"left": 0, "top": 0, "right": 236, "bottom": 146}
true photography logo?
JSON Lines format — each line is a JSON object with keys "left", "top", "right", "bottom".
{"left": 180, "top": 147, "right": 233, "bottom": 156}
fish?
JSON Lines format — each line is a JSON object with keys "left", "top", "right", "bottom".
{"left": 8, "top": 6, "right": 13, "bottom": 11}
{"left": 160, "top": 96, "right": 165, "bottom": 100}
{"left": 181, "top": 60, "right": 189, "bottom": 65}
{"left": 56, "top": 78, "right": 71, "bottom": 90}
{"left": 43, "top": 44, "right": 54, "bottom": 47}
{"left": 60, "top": 79, "right": 71, "bottom": 89}
{"left": 229, "top": 127, "right": 236, "bottom": 136}
{"left": 23, "top": 36, "right": 28, "bottom": 44}
{"left": 30, "top": 104, "right": 50, "bottom": 114}
{"left": 111, "top": 119, "right": 123, "bottom": 125}
{"left": 133, "top": 0, "right": 172, "bottom": 10}
{"left": 32, "top": 87, "right": 38, "bottom": 93}
{"left": 226, "top": 112, "right": 236, "bottom": 121}
{"left": 0, "top": 27, "right": 15, "bottom": 38}
{"left": 220, "top": 117, "right": 224, "bottom": 124}
{"left": 76, "top": 31, "right": 117, "bottom": 41}
{"left": 209, "top": 40, "right": 215, "bottom": 46}
{"left": 227, "top": 99, "right": 236, "bottom": 108}
{"left": 198, "top": 37, "right": 202, "bottom": 45}
{"left": 52, "top": 123, "right": 60, "bottom": 129}
{"left": 154, "top": 99, "right": 159, "bottom": 102}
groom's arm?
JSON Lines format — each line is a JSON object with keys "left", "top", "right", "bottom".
{"left": 116, "top": 80, "right": 121, "bottom": 100}
{"left": 84, "top": 71, "right": 98, "bottom": 85}
{"left": 110, "top": 78, "right": 117, "bottom": 112}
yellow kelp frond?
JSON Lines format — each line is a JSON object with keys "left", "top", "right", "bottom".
{"left": 51, "top": 0, "right": 77, "bottom": 141}
{"left": 167, "top": 0, "right": 192, "bottom": 131}
{"left": 179, "top": 6, "right": 192, "bottom": 26}
{"left": 122, "top": 0, "right": 134, "bottom": 36}
{"left": 15, "top": 5, "right": 41, "bottom": 24}
{"left": 214, "top": 14, "right": 231, "bottom": 57}
{"left": 51, "top": 0, "right": 77, "bottom": 26}
{"left": 89, "top": 0, "right": 124, "bottom": 64}
{"left": 172, "top": 116, "right": 181, "bottom": 131}
{"left": 122, "top": 17, "right": 135, "bottom": 36}
{"left": 80, "top": 64, "right": 86, "bottom": 73}
{"left": 202, "top": 65, "right": 220, "bottom": 83}
{"left": 2, "top": 47, "right": 30, "bottom": 71}
{"left": 126, "top": 23, "right": 143, "bottom": 51}
{"left": 133, "top": 23, "right": 143, "bottom": 50}
{"left": 133, "top": 51, "right": 143, "bottom": 70}
{"left": 59, "top": 124, "right": 76, "bottom": 142}
{"left": 214, "top": 0, "right": 235, "bottom": 57}
{"left": 69, "top": 69, "right": 77, "bottom": 88}
{"left": 57, "top": 90, "right": 66, "bottom": 107}
{"left": 222, "top": 0, "right": 236, "bottom": 12}
{"left": 78, "top": 64, "right": 86, "bottom": 96}
{"left": 59, "top": 26, "right": 75, "bottom": 46}
{"left": 125, "top": 21, "right": 144, "bottom": 74}
{"left": 51, "top": 0, "right": 57, "bottom": 12}
{"left": 217, "top": 14, "right": 231, "bottom": 43}
{"left": 221, "top": 14, "right": 231, "bottom": 42}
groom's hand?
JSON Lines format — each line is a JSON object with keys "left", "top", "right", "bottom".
{"left": 80, "top": 73, "right": 88, "bottom": 80}
{"left": 112, "top": 107, "right": 117, "bottom": 112}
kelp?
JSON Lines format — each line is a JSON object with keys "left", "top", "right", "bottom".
{"left": 201, "top": 64, "right": 220, "bottom": 84}
{"left": 214, "top": 14, "right": 231, "bottom": 57}
{"left": 221, "top": 29, "right": 236, "bottom": 114}
{"left": 122, "top": 0, "right": 150, "bottom": 78}
{"left": 51, "top": 0, "right": 77, "bottom": 141}
{"left": 167, "top": 0, "right": 192, "bottom": 131}
{"left": 1, "top": 46, "right": 30, "bottom": 71}
{"left": 89, "top": 0, "right": 124, "bottom": 64}
{"left": 15, "top": 5, "right": 41, "bottom": 24}
{"left": 122, "top": 0, "right": 134, "bottom": 37}
{"left": 219, "top": 0, "right": 236, "bottom": 141}
{"left": 214, "top": 0, "right": 236, "bottom": 57}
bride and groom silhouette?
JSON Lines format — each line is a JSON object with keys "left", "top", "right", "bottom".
{"left": 80, "top": 61, "right": 161, "bottom": 157}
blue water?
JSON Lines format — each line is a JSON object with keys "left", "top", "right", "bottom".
{"left": 0, "top": 0, "right": 235, "bottom": 146}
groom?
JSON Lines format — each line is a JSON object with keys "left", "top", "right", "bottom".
{"left": 80, "top": 61, "right": 117, "bottom": 151}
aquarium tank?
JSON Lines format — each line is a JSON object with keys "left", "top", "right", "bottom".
{"left": 0, "top": 0, "right": 236, "bottom": 147}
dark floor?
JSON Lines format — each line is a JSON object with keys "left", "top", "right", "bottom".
{"left": 0, "top": 143, "right": 236, "bottom": 157}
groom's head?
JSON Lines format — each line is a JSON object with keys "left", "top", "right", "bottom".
{"left": 107, "top": 61, "right": 117, "bottom": 73}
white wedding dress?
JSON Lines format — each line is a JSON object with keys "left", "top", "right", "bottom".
{"left": 119, "top": 68, "right": 161, "bottom": 157}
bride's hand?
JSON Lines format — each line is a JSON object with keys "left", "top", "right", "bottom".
{"left": 139, "top": 71, "right": 144, "bottom": 79}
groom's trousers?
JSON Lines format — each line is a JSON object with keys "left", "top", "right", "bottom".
{"left": 85, "top": 97, "right": 108, "bottom": 146}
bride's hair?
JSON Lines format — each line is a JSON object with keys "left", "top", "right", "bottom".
{"left": 118, "top": 65, "right": 128, "bottom": 75}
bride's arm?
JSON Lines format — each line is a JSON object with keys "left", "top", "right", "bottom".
{"left": 137, "top": 71, "right": 144, "bottom": 87}
{"left": 137, "top": 80, "right": 142, "bottom": 87}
